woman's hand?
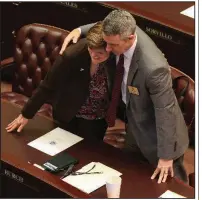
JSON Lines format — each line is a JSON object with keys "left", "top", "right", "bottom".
{"left": 6, "top": 114, "right": 28, "bottom": 133}
{"left": 59, "top": 28, "right": 81, "bottom": 55}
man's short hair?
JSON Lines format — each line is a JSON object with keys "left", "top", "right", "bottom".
{"left": 103, "top": 9, "right": 136, "bottom": 39}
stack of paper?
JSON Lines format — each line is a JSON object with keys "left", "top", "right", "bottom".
{"left": 28, "top": 127, "right": 83, "bottom": 156}
{"left": 180, "top": 5, "right": 194, "bottom": 19}
{"left": 62, "top": 162, "right": 122, "bottom": 194}
{"left": 159, "top": 190, "right": 186, "bottom": 198}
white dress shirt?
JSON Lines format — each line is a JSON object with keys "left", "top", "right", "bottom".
{"left": 116, "top": 35, "right": 137, "bottom": 104}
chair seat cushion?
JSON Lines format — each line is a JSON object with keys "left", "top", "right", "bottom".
{"left": 1, "top": 92, "right": 53, "bottom": 119}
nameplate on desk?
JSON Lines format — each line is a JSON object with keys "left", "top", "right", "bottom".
{"left": 145, "top": 26, "right": 181, "bottom": 44}
{"left": 57, "top": 2, "right": 88, "bottom": 12}
{"left": 4, "top": 169, "right": 24, "bottom": 183}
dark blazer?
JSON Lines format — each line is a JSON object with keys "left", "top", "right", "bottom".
{"left": 22, "top": 39, "right": 116, "bottom": 124}
{"left": 80, "top": 24, "right": 189, "bottom": 165}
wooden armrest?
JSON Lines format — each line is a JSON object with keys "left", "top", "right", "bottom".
{"left": 106, "top": 129, "right": 126, "bottom": 135}
{"left": 1, "top": 57, "right": 14, "bottom": 67}
{"left": 189, "top": 172, "right": 195, "bottom": 188}
{"left": 1, "top": 82, "right": 12, "bottom": 92}
{"left": 103, "top": 134, "right": 125, "bottom": 149}
{"left": 107, "top": 118, "right": 125, "bottom": 131}
{"left": 1, "top": 57, "right": 15, "bottom": 82}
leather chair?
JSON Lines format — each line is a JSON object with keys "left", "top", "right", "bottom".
{"left": 1, "top": 23, "right": 69, "bottom": 118}
{"left": 104, "top": 66, "right": 195, "bottom": 149}
{"left": 171, "top": 68, "right": 195, "bottom": 188}
{"left": 170, "top": 67, "right": 195, "bottom": 147}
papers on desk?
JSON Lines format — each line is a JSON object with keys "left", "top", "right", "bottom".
{"left": 27, "top": 127, "right": 83, "bottom": 156}
{"left": 62, "top": 162, "right": 122, "bottom": 194}
{"left": 180, "top": 5, "right": 194, "bottom": 19}
{"left": 159, "top": 190, "right": 186, "bottom": 198}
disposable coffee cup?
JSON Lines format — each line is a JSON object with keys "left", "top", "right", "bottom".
{"left": 106, "top": 176, "right": 122, "bottom": 198}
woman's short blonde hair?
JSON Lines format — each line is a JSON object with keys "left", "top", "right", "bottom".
{"left": 86, "top": 21, "right": 107, "bottom": 49}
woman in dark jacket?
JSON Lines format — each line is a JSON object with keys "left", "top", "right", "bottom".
{"left": 6, "top": 22, "right": 115, "bottom": 141}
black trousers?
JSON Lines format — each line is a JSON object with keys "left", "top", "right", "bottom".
{"left": 56, "top": 117, "right": 108, "bottom": 142}
{"left": 173, "top": 155, "right": 188, "bottom": 183}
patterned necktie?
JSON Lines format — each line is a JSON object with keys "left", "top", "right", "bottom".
{"left": 106, "top": 54, "right": 124, "bottom": 127}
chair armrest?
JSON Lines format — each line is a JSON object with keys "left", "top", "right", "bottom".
{"left": 106, "top": 118, "right": 125, "bottom": 132}
{"left": 104, "top": 119, "right": 126, "bottom": 149}
{"left": 1, "top": 82, "right": 12, "bottom": 92}
{"left": 1, "top": 57, "right": 14, "bottom": 68}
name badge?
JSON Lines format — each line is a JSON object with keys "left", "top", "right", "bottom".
{"left": 128, "top": 86, "right": 139, "bottom": 95}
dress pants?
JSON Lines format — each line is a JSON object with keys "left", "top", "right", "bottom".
{"left": 56, "top": 117, "right": 108, "bottom": 142}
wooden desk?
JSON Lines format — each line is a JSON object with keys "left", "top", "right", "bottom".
{"left": 103, "top": 2, "right": 194, "bottom": 36}
{"left": 1, "top": 100, "right": 195, "bottom": 198}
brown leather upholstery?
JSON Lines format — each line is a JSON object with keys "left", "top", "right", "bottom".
{"left": 189, "top": 172, "right": 195, "bottom": 188}
{"left": 170, "top": 67, "right": 195, "bottom": 146}
{"left": 170, "top": 67, "right": 195, "bottom": 128}
{"left": 104, "top": 66, "right": 195, "bottom": 149}
{"left": 1, "top": 23, "right": 69, "bottom": 118}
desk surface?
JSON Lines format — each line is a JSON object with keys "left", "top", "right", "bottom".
{"left": 102, "top": 2, "right": 195, "bottom": 36}
{"left": 1, "top": 100, "right": 195, "bottom": 198}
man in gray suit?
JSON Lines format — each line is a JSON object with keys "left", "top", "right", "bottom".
{"left": 60, "top": 10, "right": 189, "bottom": 184}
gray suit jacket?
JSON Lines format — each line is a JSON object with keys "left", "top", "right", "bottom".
{"left": 80, "top": 23, "right": 189, "bottom": 165}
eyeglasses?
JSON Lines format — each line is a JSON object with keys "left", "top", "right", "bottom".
{"left": 71, "top": 163, "right": 103, "bottom": 175}
{"left": 60, "top": 163, "right": 103, "bottom": 179}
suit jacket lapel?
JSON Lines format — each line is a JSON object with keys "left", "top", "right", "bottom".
{"left": 126, "top": 42, "right": 140, "bottom": 106}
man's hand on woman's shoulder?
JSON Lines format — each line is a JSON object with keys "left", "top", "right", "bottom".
{"left": 60, "top": 28, "right": 81, "bottom": 55}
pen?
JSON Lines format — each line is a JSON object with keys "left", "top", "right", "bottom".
{"left": 28, "top": 161, "right": 45, "bottom": 171}
{"left": 71, "top": 171, "right": 103, "bottom": 175}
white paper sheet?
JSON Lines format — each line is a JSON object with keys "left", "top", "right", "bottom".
{"left": 28, "top": 127, "right": 83, "bottom": 156}
{"left": 62, "top": 162, "right": 122, "bottom": 194}
{"left": 180, "top": 5, "right": 194, "bottom": 19}
{"left": 159, "top": 190, "right": 186, "bottom": 198}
